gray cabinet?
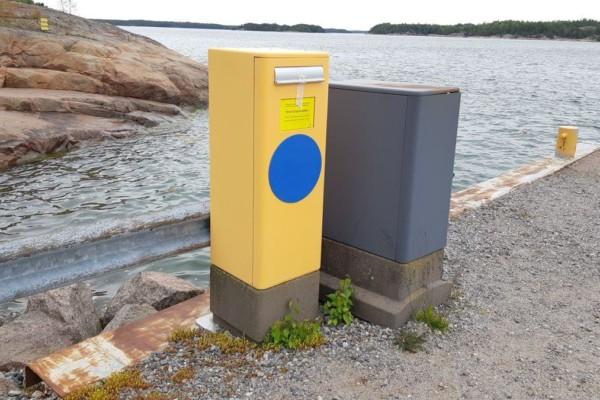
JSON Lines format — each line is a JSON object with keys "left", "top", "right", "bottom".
{"left": 323, "top": 81, "right": 461, "bottom": 263}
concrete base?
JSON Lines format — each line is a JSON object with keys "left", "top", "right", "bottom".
{"left": 210, "top": 265, "right": 320, "bottom": 342}
{"left": 320, "top": 239, "right": 451, "bottom": 328}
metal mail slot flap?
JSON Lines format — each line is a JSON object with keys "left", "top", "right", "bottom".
{"left": 274, "top": 66, "right": 324, "bottom": 85}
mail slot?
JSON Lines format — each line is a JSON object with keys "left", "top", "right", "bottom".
{"left": 209, "top": 48, "right": 329, "bottom": 341}
{"left": 274, "top": 66, "right": 325, "bottom": 84}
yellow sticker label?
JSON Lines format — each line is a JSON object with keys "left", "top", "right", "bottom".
{"left": 279, "top": 97, "right": 315, "bottom": 132}
{"left": 40, "top": 18, "right": 49, "bottom": 31}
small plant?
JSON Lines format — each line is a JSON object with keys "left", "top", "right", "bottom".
{"left": 136, "top": 392, "right": 170, "bottom": 400}
{"left": 264, "top": 301, "right": 325, "bottom": 350}
{"left": 168, "top": 327, "right": 199, "bottom": 343}
{"left": 415, "top": 305, "right": 449, "bottom": 332}
{"left": 395, "top": 331, "right": 426, "bottom": 353}
{"left": 196, "top": 330, "right": 256, "bottom": 354}
{"left": 171, "top": 366, "right": 195, "bottom": 383}
{"left": 324, "top": 277, "right": 354, "bottom": 326}
{"left": 65, "top": 369, "right": 148, "bottom": 400}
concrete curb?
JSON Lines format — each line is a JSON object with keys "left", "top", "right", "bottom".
{"left": 450, "top": 143, "right": 600, "bottom": 218}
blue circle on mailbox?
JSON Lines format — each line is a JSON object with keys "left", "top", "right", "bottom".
{"left": 269, "top": 134, "right": 322, "bottom": 203}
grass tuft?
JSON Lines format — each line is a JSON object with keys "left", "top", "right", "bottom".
{"left": 264, "top": 314, "right": 325, "bottom": 350}
{"left": 65, "top": 369, "right": 148, "bottom": 400}
{"left": 197, "top": 330, "right": 257, "bottom": 354}
{"left": 396, "top": 331, "right": 426, "bottom": 353}
{"left": 168, "top": 327, "right": 200, "bottom": 343}
{"left": 415, "top": 305, "right": 449, "bottom": 332}
{"left": 171, "top": 366, "right": 195, "bottom": 383}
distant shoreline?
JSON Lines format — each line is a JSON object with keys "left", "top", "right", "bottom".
{"left": 99, "top": 19, "right": 600, "bottom": 42}
{"left": 95, "top": 19, "right": 360, "bottom": 34}
{"left": 385, "top": 32, "right": 600, "bottom": 43}
{"left": 108, "top": 23, "right": 599, "bottom": 44}
{"left": 370, "top": 20, "right": 600, "bottom": 42}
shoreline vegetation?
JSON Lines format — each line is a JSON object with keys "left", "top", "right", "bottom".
{"left": 95, "top": 20, "right": 354, "bottom": 33}
{"left": 97, "top": 18, "right": 600, "bottom": 41}
{"left": 370, "top": 19, "right": 600, "bottom": 41}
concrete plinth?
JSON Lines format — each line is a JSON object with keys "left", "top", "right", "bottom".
{"left": 320, "top": 238, "right": 451, "bottom": 328}
{"left": 210, "top": 265, "right": 320, "bottom": 342}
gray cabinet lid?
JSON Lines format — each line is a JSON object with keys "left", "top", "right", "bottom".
{"left": 330, "top": 80, "right": 459, "bottom": 96}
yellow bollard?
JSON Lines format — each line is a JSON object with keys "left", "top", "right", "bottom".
{"left": 555, "top": 126, "right": 578, "bottom": 158}
{"left": 39, "top": 17, "right": 49, "bottom": 32}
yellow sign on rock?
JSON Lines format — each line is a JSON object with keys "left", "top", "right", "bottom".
{"left": 40, "top": 17, "right": 49, "bottom": 32}
{"left": 280, "top": 97, "right": 315, "bottom": 131}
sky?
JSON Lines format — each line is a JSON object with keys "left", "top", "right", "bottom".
{"left": 52, "top": 0, "right": 600, "bottom": 31}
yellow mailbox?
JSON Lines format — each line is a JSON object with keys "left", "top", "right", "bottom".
{"left": 209, "top": 48, "right": 329, "bottom": 341}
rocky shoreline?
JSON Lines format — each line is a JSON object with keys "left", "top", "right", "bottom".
{"left": 0, "top": 1, "right": 208, "bottom": 170}
{"left": 0, "top": 271, "right": 205, "bottom": 399}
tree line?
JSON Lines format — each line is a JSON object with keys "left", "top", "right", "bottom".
{"left": 96, "top": 20, "right": 236, "bottom": 30}
{"left": 97, "top": 20, "right": 340, "bottom": 33}
{"left": 14, "top": 0, "right": 46, "bottom": 6}
{"left": 241, "top": 23, "right": 324, "bottom": 33}
{"left": 369, "top": 20, "right": 600, "bottom": 41}
{"left": 13, "top": 0, "right": 77, "bottom": 13}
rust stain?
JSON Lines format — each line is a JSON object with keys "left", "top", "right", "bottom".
{"left": 25, "top": 292, "right": 210, "bottom": 397}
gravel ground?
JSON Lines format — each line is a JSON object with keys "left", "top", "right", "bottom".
{"left": 9, "top": 151, "right": 600, "bottom": 399}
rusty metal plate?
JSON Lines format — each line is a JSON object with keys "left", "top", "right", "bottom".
{"left": 25, "top": 293, "right": 210, "bottom": 397}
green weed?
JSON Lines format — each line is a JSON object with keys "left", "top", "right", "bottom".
{"left": 323, "top": 277, "right": 354, "bottom": 326}
{"left": 264, "top": 301, "right": 325, "bottom": 350}
{"left": 415, "top": 305, "right": 449, "bottom": 332}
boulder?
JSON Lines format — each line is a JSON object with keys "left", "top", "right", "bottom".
{"left": 0, "top": 89, "right": 180, "bottom": 167}
{"left": 103, "top": 272, "right": 204, "bottom": 324}
{"left": 0, "top": 311, "right": 74, "bottom": 369}
{"left": 3, "top": 67, "right": 106, "bottom": 94}
{"left": 0, "top": 1, "right": 208, "bottom": 171}
{"left": 26, "top": 282, "right": 101, "bottom": 342}
{"left": 0, "top": 88, "right": 182, "bottom": 119}
{"left": 0, "top": 2, "right": 208, "bottom": 106}
{"left": 102, "top": 303, "right": 157, "bottom": 333}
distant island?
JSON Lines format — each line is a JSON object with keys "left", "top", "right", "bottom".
{"left": 95, "top": 20, "right": 353, "bottom": 34}
{"left": 370, "top": 20, "right": 600, "bottom": 41}
{"left": 96, "top": 19, "right": 600, "bottom": 41}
